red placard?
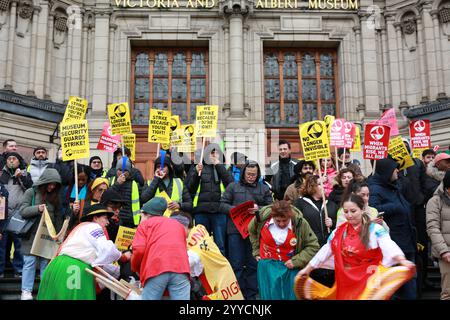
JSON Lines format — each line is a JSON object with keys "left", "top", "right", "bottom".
{"left": 330, "top": 118, "right": 346, "bottom": 147}
{"left": 96, "top": 122, "right": 121, "bottom": 153}
{"left": 409, "top": 120, "right": 431, "bottom": 149}
{"left": 344, "top": 121, "right": 356, "bottom": 149}
{"left": 370, "top": 108, "right": 399, "bottom": 137}
{"left": 363, "top": 124, "right": 391, "bottom": 160}
{"left": 229, "top": 201, "right": 255, "bottom": 239}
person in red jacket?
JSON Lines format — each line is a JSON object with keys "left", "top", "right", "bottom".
{"left": 131, "top": 197, "right": 191, "bottom": 300}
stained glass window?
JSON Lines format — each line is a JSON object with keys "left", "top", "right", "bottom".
{"left": 131, "top": 49, "right": 208, "bottom": 124}
{"left": 264, "top": 49, "right": 338, "bottom": 127}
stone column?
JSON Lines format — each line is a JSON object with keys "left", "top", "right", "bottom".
{"left": 385, "top": 14, "right": 401, "bottom": 108}
{"left": 416, "top": 16, "right": 429, "bottom": 103}
{"left": 64, "top": 21, "right": 73, "bottom": 101}
{"left": 421, "top": 4, "right": 439, "bottom": 100}
{"left": 380, "top": 26, "right": 392, "bottom": 108}
{"left": 4, "top": 0, "right": 17, "bottom": 90}
{"left": 80, "top": 20, "right": 89, "bottom": 99}
{"left": 91, "top": 8, "right": 110, "bottom": 114}
{"left": 34, "top": 1, "right": 49, "bottom": 99}
{"left": 69, "top": 10, "right": 83, "bottom": 97}
{"left": 353, "top": 25, "right": 365, "bottom": 113}
{"left": 431, "top": 10, "right": 447, "bottom": 99}
{"left": 394, "top": 22, "right": 408, "bottom": 107}
{"left": 44, "top": 11, "right": 53, "bottom": 100}
{"left": 27, "top": 6, "right": 40, "bottom": 96}
{"left": 108, "top": 23, "right": 117, "bottom": 104}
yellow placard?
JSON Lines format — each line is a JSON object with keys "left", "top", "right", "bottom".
{"left": 412, "top": 148, "right": 426, "bottom": 159}
{"left": 63, "top": 96, "right": 88, "bottom": 122}
{"left": 155, "top": 191, "right": 174, "bottom": 217}
{"left": 122, "top": 133, "right": 136, "bottom": 161}
{"left": 195, "top": 105, "right": 219, "bottom": 138}
{"left": 148, "top": 108, "right": 171, "bottom": 144}
{"left": 170, "top": 115, "right": 183, "bottom": 146}
{"left": 299, "top": 120, "right": 331, "bottom": 162}
{"left": 388, "top": 136, "right": 415, "bottom": 171}
{"left": 177, "top": 124, "right": 197, "bottom": 153}
{"left": 114, "top": 226, "right": 136, "bottom": 251}
{"left": 60, "top": 119, "right": 90, "bottom": 161}
{"left": 107, "top": 102, "right": 132, "bottom": 135}
{"left": 350, "top": 125, "right": 361, "bottom": 152}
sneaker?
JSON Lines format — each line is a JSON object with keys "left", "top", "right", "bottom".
{"left": 21, "top": 290, "right": 33, "bottom": 300}
{"left": 13, "top": 273, "right": 22, "bottom": 278}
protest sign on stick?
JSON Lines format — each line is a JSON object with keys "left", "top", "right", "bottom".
{"left": 229, "top": 201, "right": 255, "bottom": 239}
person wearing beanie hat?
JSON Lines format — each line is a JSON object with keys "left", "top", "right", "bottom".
{"left": 89, "top": 156, "right": 108, "bottom": 179}
{"left": 132, "top": 198, "right": 191, "bottom": 300}
{"left": 81, "top": 178, "right": 110, "bottom": 215}
{"left": 0, "top": 152, "right": 33, "bottom": 278}
{"left": 426, "top": 170, "right": 450, "bottom": 299}
{"left": 368, "top": 157, "right": 417, "bottom": 299}
{"left": 28, "top": 146, "right": 52, "bottom": 184}
{"left": 37, "top": 204, "right": 122, "bottom": 300}
{"left": 141, "top": 156, "right": 193, "bottom": 215}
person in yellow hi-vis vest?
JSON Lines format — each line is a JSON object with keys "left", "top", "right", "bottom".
{"left": 110, "top": 158, "right": 143, "bottom": 228}
{"left": 140, "top": 155, "right": 193, "bottom": 214}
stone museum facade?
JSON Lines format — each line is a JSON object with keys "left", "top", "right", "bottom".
{"left": 0, "top": 0, "right": 450, "bottom": 177}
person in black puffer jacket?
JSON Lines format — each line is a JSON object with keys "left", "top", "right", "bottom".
{"left": 106, "top": 147, "right": 145, "bottom": 187}
{"left": 184, "top": 144, "right": 233, "bottom": 255}
{"left": 328, "top": 168, "right": 357, "bottom": 207}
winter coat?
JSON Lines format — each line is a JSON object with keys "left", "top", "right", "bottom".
{"left": 28, "top": 158, "right": 53, "bottom": 184}
{"left": 18, "top": 168, "right": 65, "bottom": 255}
{"left": 293, "top": 196, "right": 338, "bottom": 247}
{"left": 248, "top": 204, "right": 320, "bottom": 269}
{"left": 140, "top": 157, "right": 193, "bottom": 213}
{"left": 131, "top": 216, "right": 190, "bottom": 286}
{"left": 368, "top": 158, "right": 416, "bottom": 254}
{"left": 219, "top": 162, "right": 273, "bottom": 234}
{"left": 284, "top": 181, "right": 303, "bottom": 202}
{"left": 328, "top": 184, "right": 345, "bottom": 207}
{"left": 184, "top": 152, "right": 233, "bottom": 215}
{"left": 106, "top": 148, "right": 145, "bottom": 187}
{"left": 397, "top": 158, "right": 427, "bottom": 206}
{"left": 51, "top": 160, "right": 74, "bottom": 186}
{"left": 426, "top": 185, "right": 450, "bottom": 259}
{"left": 268, "top": 158, "right": 298, "bottom": 200}
{"left": 424, "top": 162, "right": 443, "bottom": 204}
{"left": 0, "top": 166, "right": 33, "bottom": 215}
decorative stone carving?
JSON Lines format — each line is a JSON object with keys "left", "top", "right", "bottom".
{"left": 439, "top": 6, "right": 450, "bottom": 40}
{"left": 0, "top": 0, "right": 10, "bottom": 30}
{"left": 16, "top": 1, "right": 33, "bottom": 37}
{"left": 219, "top": 0, "right": 253, "bottom": 18}
{"left": 53, "top": 14, "right": 67, "bottom": 49}
{"left": 401, "top": 16, "right": 417, "bottom": 52}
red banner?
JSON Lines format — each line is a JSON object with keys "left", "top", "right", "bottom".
{"left": 229, "top": 201, "right": 255, "bottom": 239}
{"left": 363, "top": 124, "right": 391, "bottom": 160}
{"left": 409, "top": 119, "right": 431, "bottom": 149}
{"left": 371, "top": 108, "right": 399, "bottom": 137}
{"left": 96, "top": 122, "right": 121, "bottom": 153}
{"left": 344, "top": 121, "right": 356, "bottom": 149}
{"left": 330, "top": 118, "right": 346, "bottom": 147}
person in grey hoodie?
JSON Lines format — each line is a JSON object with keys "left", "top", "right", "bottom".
{"left": 18, "top": 168, "right": 66, "bottom": 300}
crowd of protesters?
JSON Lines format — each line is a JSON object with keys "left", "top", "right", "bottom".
{"left": 0, "top": 137, "right": 450, "bottom": 300}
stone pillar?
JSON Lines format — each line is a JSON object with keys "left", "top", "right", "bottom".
{"left": 34, "top": 1, "right": 49, "bottom": 99}
{"left": 353, "top": 26, "right": 365, "bottom": 112}
{"left": 222, "top": 24, "right": 230, "bottom": 117}
{"left": 69, "top": 10, "right": 83, "bottom": 97}
{"left": 380, "top": 26, "right": 392, "bottom": 108}
{"left": 421, "top": 4, "right": 439, "bottom": 100}
{"left": 431, "top": 10, "right": 447, "bottom": 99}
{"left": 44, "top": 12, "right": 53, "bottom": 100}
{"left": 27, "top": 6, "right": 40, "bottom": 96}
{"left": 385, "top": 14, "right": 401, "bottom": 108}
{"left": 4, "top": 0, "right": 17, "bottom": 90}
{"left": 108, "top": 23, "right": 117, "bottom": 104}
{"left": 80, "top": 20, "right": 89, "bottom": 99}
{"left": 64, "top": 22, "right": 73, "bottom": 101}
{"left": 394, "top": 22, "right": 408, "bottom": 107}
{"left": 416, "top": 17, "right": 429, "bottom": 103}
{"left": 91, "top": 8, "right": 110, "bottom": 114}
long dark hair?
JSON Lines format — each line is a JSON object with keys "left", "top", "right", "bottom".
{"left": 341, "top": 194, "right": 371, "bottom": 249}
{"left": 38, "top": 183, "right": 61, "bottom": 209}
{"left": 341, "top": 180, "right": 369, "bottom": 207}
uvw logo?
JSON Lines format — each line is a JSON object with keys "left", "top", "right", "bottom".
{"left": 370, "top": 126, "right": 385, "bottom": 141}
{"left": 413, "top": 120, "right": 426, "bottom": 133}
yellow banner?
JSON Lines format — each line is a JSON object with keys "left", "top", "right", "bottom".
{"left": 108, "top": 102, "right": 132, "bottom": 135}
{"left": 60, "top": 119, "right": 90, "bottom": 161}
{"left": 155, "top": 191, "right": 174, "bottom": 217}
{"left": 388, "top": 136, "right": 415, "bottom": 170}
{"left": 177, "top": 124, "right": 197, "bottom": 153}
{"left": 195, "top": 105, "right": 219, "bottom": 138}
{"left": 122, "top": 133, "right": 136, "bottom": 161}
{"left": 63, "top": 96, "right": 88, "bottom": 122}
{"left": 115, "top": 226, "right": 136, "bottom": 251}
{"left": 412, "top": 148, "right": 426, "bottom": 159}
{"left": 170, "top": 115, "right": 183, "bottom": 146}
{"left": 350, "top": 125, "right": 361, "bottom": 152}
{"left": 299, "top": 120, "right": 331, "bottom": 162}
{"left": 148, "top": 108, "right": 171, "bottom": 144}
{"left": 187, "top": 225, "right": 244, "bottom": 300}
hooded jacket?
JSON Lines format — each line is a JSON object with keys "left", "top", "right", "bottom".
{"left": 426, "top": 184, "right": 450, "bottom": 259}
{"left": 28, "top": 158, "right": 52, "bottom": 184}
{"left": 248, "top": 204, "right": 320, "bottom": 269}
{"left": 184, "top": 146, "right": 234, "bottom": 215}
{"left": 18, "top": 168, "right": 65, "bottom": 255}
{"left": 140, "top": 156, "right": 193, "bottom": 213}
{"left": 219, "top": 162, "right": 273, "bottom": 234}
{"left": 424, "top": 161, "right": 444, "bottom": 203}
{"left": 368, "top": 158, "right": 416, "bottom": 254}
{"left": 106, "top": 147, "right": 145, "bottom": 187}
{"left": 0, "top": 160, "right": 33, "bottom": 216}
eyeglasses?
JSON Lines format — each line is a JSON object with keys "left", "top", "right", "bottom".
{"left": 245, "top": 172, "right": 258, "bottom": 177}
{"left": 97, "top": 188, "right": 108, "bottom": 193}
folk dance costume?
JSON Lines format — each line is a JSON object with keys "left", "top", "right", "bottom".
{"left": 295, "top": 222, "right": 415, "bottom": 300}
{"left": 37, "top": 206, "right": 121, "bottom": 300}
{"left": 257, "top": 218, "right": 298, "bottom": 300}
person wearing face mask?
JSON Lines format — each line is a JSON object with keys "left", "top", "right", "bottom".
{"left": 284, "top": 160, "right": 316, "bottom": 202}
{"left": 36, "top": 204, "right": 122, "bottom": 300}
{"left": 248, "top": 200, "right": 319, "bottom": 300}
{"left": 18, "top": 168, "right": 67, "bottom": 300}
{"left": 0, "top": 152, "right": 33, "bottom": 278}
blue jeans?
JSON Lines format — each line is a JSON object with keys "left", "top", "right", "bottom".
{"left": 22, "top": 255, "right": 49, "bottom": 292}
{"left": 0, "top": 231, "right": 23, "bottom": 274}
{"left": 194, "top": 214, "right": 227, "bottom": 256}
{"left": 228, "top": 233, "right": 258, "bottom": 300}
{"left": 393, "top": 252, "right": 417, "bottom": 300}
{"left": 142, "top": 272, "right": 191, "bottom": 300}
